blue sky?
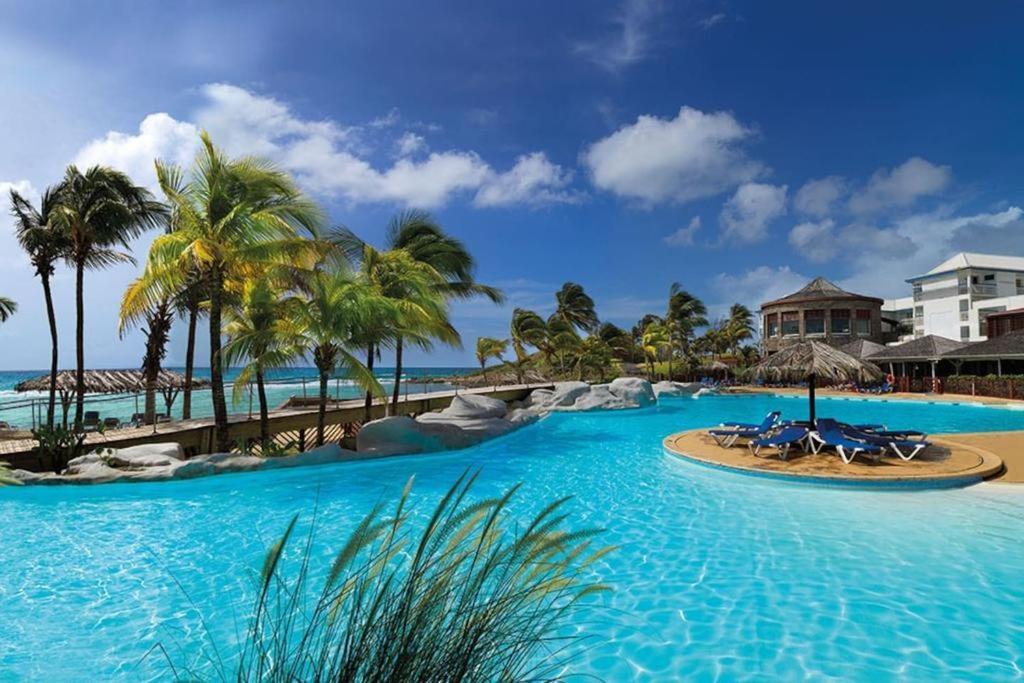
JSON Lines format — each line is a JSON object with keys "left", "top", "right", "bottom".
{"left": 1, "top": 0, "right": 1023, "bottom": 370}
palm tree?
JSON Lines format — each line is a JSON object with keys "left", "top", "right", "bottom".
{"left": 726, "top": 303, "right": 755, "bottom": 355}
{"left": 139, "top": 133, "right": 326, "bottom": 451}
{"left": 546, "top": 314, "right": 580, "bottom": 375}
{"left": 510, "top": 308, "right": 547, "bottom": 383}
{"left": 338, "top": 212, "right": 502, "bottom": 412}
{"left": 665, "top": 284, "right": 708, "bottom": 380}
{"left": 222, "top": 278, "right": 301, "bottom": 448}
{"left": 10, "top": 187, "right": 68, "bottom": 427}
{"left": 52, "top": 165, "right": 167, "bottom": 427}
{"left": 570, "top": 336, "right": 614, "bottom": 381}
{"left": 475, "top": 337, "right": 508, "bottom": 383}
{"left": 0, "top": 297, "right": 16, "bottom": 322}
{"left": 555, "top": 282, "right": 598, "bottom": 333}
{"left": 173, "top": 274, "right": 207, "bottom": 420}
{"left": 291, "top": 267, "right": 385, "bottom": 446}
{"left": 597, "top": 322, "right": 633, "bottom": 360}
{"left": 641, "top": 320, "right": 669, "bottom": 380}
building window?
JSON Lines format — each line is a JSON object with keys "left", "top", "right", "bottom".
{"left": 765, "top": 314, "right": 779, "bottom": 337}
{"left": 805, "top": 309, "right": 825, "bottom": 335}
{"left": 831, "top": 308, "right": 850, "bottom": 334}
{"left": 913, "top": 283, "right": 923, "bottom": 300}
{"left": 854, "top": 309, "right": 871, "bottom": 335}
{"left": 960, "top": 325, "right": 970, "bottom": 341}
{"left": 959, "top": 299, "right": 969, "bottom": 312}
{"left": 781, "top": 312, "right": 800, "bottom": 336}
{"left": 978, "top": 306, "right": 1006, "bottom": 337}
{"left": 983, "top": 273, "right": 995, "bottom": 281}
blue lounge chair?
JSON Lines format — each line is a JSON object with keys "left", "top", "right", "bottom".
{"left": 748, "top": 425, "right": 810, "bottom": 460}
{"left": 810, "top": 419, "right": 884, "bottom": 464}
{"left": 840, "top": 425, "right": 931, "bottom": 461}
{"left": 720, "top": 411, "right": 782, "bottom": 430}
{"left": 709, "top": 412, "right": 781, "bottom": 448}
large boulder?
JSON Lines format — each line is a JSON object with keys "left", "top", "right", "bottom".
{"left": 572, "top": 384, "right": 630, "bottom": 411}
{"left": 652, "top": 381, "right": 702, "bottom": 398}
{"left": 357, "top": 416, "right": 454, "bottom": 456}
{"left": 608, "top": 378, "right": 657, "bottom": 407}
{"left": 524, "top": 388, "right": 554, "bottom": 409}
{"left": 548, "top": 381, "right": 591, "bottom": 407}
{"left": 441, "top": 394, "right": 507, "bottom": 419}
{"left": 104, "top": 442, "right": 185, "bottom": 468}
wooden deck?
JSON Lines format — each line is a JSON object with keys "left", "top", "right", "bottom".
{"left": 0, "top": 383, "right": 552, "bottom": 471}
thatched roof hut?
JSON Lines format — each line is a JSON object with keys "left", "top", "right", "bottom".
{"left": 866, "top": 335, "right": 965, "bottom": 362}
{"left": 750, "top": 341, "right": 882, "bottom": 384}
{"left": 15, "top": 369, "right": 206, "bottom": 394}
{"left": 749, "top": 341, "right": 882, "bottom": 422}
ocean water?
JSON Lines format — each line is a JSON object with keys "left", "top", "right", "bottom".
{"left": 0, "top": 367, "right": 472, "bottom": 428}
{"left": 2, "top": 394, "right": 1024, "bottom": 680}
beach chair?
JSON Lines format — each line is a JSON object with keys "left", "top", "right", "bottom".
{"left": 748, "top": 425, "right": 810, "bottom": 460}
{"left": 103, "top": 417, "right": 121, "bottom": 429}
{"left": 840, "top": 425, "right": 931, "bottom": 461}
{"left": 720, "top": 410, "right": 782, "bottom": 430}
{"left": 809, "top": 419, "right": 883, "bottom": 464}
{"left": 709, "top": 412, "right": 781, "bottom": 448}
{"left": 129, "top": 413, "right": 145, "bottom": 428}
{"left": 82, "top": 411, "right": 101, "bottom": 432}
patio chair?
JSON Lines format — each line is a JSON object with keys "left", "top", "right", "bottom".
{"left": 809, "top": 418, "right": 883, "bottom": 464}
{"left": 748, "top": 425, "right": 810, "bottom": 460}
{"left": 103, "top": 417, "right": 121, "bottom": 429}
{"left": 720, "top": 410, "right": 782, "bottom": 430}
{"left": 82, "top": 411, "right": 101, "bottom": 432}
{"left": 840, "top": 424, "right": 931, "bottom": 461}
{"left": 709, "top": 412, "right": 781, "bottom": 448}
{"left": 129, "top": 413, "right": 145, "bottom": 428}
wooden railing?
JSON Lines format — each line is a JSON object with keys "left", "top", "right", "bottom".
{"left": 1, "top": 384, "right": 552, "bottom": 472}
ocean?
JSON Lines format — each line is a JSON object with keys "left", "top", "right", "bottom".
{"left": 0, "top": 366, "right": 475, "bottom": 429}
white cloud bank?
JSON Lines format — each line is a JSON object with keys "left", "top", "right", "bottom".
{"left": 574, "top": 0, "right": 664, "bottom": 73}
{"left": 583, "top": 106, "right": 764, "bottom": 204}
{"left": 71, "top": 83, "right": 577, "bottom": 210}
{"left": 663, "top": 216, "right": 701, "bottom": 247}
{"left": 847, "top": 157, "right": 951, "bottom": 214}
{"left": 719, "top": 182, "right": 787, "bottom": 243}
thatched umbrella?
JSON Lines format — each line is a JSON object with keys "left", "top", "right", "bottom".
{"left": 748, "top": 341, "right": 883, "bottom": 422}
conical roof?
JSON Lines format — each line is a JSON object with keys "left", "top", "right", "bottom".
{"left": 836, "top": 338, "right": 887, "bottom": 360}
{"left": 762, "top": 277, "right": 883, "bottom": 307}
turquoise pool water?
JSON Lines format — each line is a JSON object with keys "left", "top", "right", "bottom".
{"left": 3, "top": 394, "right": 1024, "bottom": 680}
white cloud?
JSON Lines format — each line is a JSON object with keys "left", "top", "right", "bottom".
{"left": 473, "top": 152, "right": 578, "bottom": 208}
{"left": 698, "top": 13, "right": 728, "bottom": 29}
{"left": 711, "top": 265, "right": 809, "bottom": 315}
{"left": 719, "top": 182, "right": 787, "bottom": 243}
{"left": 663, "top": 216, "right": 701, "bottom": 247}
{"left": 395, "top": 132, "right": 426, "bottom": 157}
{"left": 848, "top": 157, "right": 951, "bottom": 214}
{"left": 794, "top": 176, "right": 846, "bottom": 217}
{"left": 70, "top": 83, "right": 572, "bottom": 209}
{"left": 73, "top": 113, "right": 200, "bottom": 189}
{"left": 0, "top": 180, "right": 39, "bottom": 270}
{"left": 583, "top": 106, "right": 764, "bottom": 204}
{"left": 575, "top": 0, "right": 664, "bottom": 73}
{"left": 788, "top": 218, "right": 836, "bottom": 262}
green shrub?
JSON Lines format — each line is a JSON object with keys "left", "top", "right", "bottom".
{"left": 165, "top": 470, "right": 614, "bottom": 680}
{"left": 31, "top": 425, "right": 88, "bottom": 473}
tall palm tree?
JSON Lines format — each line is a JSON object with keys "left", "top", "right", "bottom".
{"left": 665, "top": 285, "right": 708, "bottom": 380}
{"left": 173, "top": 274, "right": 207, "bottom": 420}
{"left": 138, "top": 301, "right": 173, "bottom": 424}
{"left": 475, "top": 337, "right": 508, "bottom": 383}
{"left": 10, "top": 187, "right": 68, "bottom": 427}
{"left": 0, "top": 297, "right": 16, "bottom": 322}
{"left": 510, "top": 308, "right": 547, "bottom": 383}
{"left": 138, "top": 133, "right": 326, "bottom": 451}
{"left": 291, "top": 267, "right": 385, "bottom": 446}
{"left": 555, "top": 282, "right": 598, "bottom": 333}
{"left": 52, "top": 165, "right": 167, "bottom": 427}
{"left": 338, "top": 212, "right": 502, "bottom": 411}
{"left": 222, "top": 278, "right": 301, "bottom": 448}
{"left": 641, "top": 320, "right": 669, "bottom": 380}
{"left": 546, "top": 314, "right": 580, "bottom": 375}
{"left": 726, "top": 303, "right": 755, "bottom": 355}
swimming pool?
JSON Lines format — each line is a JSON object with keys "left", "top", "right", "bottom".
{"left": 2, "top": 394, "right": 1024, "bottom": 680}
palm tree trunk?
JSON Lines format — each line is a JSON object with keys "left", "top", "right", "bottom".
{"left": 667, "top": 329, "right": 674, "bottom": 381}
{"left": 73, "top": 260, "right": 85, "bottom": 429}
{"left": 209, "top": 268, "right": 230, "bottom": 451}
{"left": 257, "top": 368, "right": 269, "bottom": 448}
{"left": 390, "top": 336, "right": 404, "bottom": 412}
{"left": 182, "top": 303, "right": 197, "bottom": 420}
{"left": 363, "top": 343, "right": 375, "bottom": 423}
{"left": 317, "top": 368, "right": 328, "bottom": 447}
{"left": 41, "top": 274, "right": 58, "bottom": 429}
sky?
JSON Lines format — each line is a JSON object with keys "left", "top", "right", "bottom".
{"left": 1, "top": 0, "right": 1023, "bottom": 370}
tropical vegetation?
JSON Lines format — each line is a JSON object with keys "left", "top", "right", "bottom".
{"left": 165, "top": 472, "right": 613, "bottom": 680}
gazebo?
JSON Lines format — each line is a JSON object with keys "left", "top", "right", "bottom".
{"left": 748, "top": 340, "right": 883, "bottom": 422}
{"left": 15, "top": 369, "right": 208, "bottom": 425}
{"left": 836, "top": 338, "right": 886, "bottom": 360}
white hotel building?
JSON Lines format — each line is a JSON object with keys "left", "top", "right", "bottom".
{"left": 883, "top": 253, "right": 1024, "bottom": 343}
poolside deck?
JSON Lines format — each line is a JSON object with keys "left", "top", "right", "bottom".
{"left": 663, "top": 430, "right": 1005, "bottom": 487}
